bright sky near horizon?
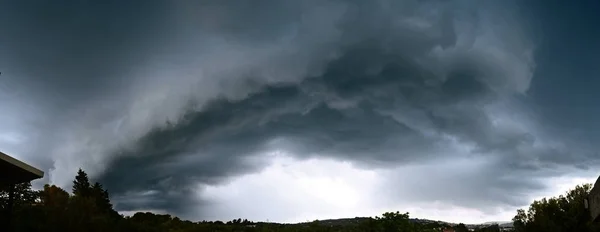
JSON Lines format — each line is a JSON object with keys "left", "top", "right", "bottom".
{"left": 1, "top": 0, "right": 600, "bottom": 224}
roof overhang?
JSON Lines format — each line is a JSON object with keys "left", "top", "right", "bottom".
{"left": 0, "top": 151, "right": 44, "bottom": 187}
{"left": 589, "top": 175, "right": 600, "bottom": 222}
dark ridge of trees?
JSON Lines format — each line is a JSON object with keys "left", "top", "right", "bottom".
{"left": 512, "top": 183, "right": 600, "bottom": 232}
{"left": 0, "top": 168, "right": 597, "bottom": 231}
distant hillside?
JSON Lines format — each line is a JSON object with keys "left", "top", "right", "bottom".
{"left": 296, "top": 217, "right": 371, "bottom": 226}
{"left": 482, "top": 221, "right": 511, "bottom": 225}
{"left": 497, "top": 222, "right": 514, "bottom": 228}
{"left": 297, "top": 217, "right": 449, "bottom": 227}
{"left": 297, "top": 217, "right": 513, "bottom": 229}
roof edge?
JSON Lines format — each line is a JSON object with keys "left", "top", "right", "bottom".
{"left": 0, "top": 151, "right": 44, "bottom": 178}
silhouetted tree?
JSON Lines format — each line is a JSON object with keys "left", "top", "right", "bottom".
{"left": 0, "top": 182, "right": 37, "bottom": 209}
{"left": 513, "top": 183, "right": 600, "bottom": 232}
{"left": 455, "top": 223, "right": 469, "bottom": 232}
{"left": 72, "top": 168, "right": 91, "bottom": 197}
{"left": 38, "top": 184, "right": 70, "bottom": 231}
{"left": 0, "top": 182, "right": 38, "bottom": 231}
{"left": 91, "top": 182, "right": 113, "bottom": 214}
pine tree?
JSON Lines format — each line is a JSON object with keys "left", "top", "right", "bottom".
{"left": 91, "top": 182, "right": 112, "bottom": 213}
{"left": 72, "top": 168, "right": 91, "bottom": 197}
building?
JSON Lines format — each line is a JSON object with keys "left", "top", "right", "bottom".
{"left": 0, "top": 151, "right": 43, "bottom": 188}
{"left": 588, "top": 175, "right": 600, "bottom": 222}
{"left": 1, "top": 151, "right": 44, "bottom": 231}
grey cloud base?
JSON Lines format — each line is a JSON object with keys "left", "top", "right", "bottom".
{"left": 100, "top": 36, "right": 543, "bottom": 216}
{"left": 1, "top": 0, "right": 595, "bottom": 221}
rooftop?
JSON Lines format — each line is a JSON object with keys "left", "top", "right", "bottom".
{"left": 0, "top": 151, "right": 44, "bottom": 187}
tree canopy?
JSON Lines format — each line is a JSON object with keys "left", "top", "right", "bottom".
{"left": 512, "top": 183, "right": 600, "bottom": 232}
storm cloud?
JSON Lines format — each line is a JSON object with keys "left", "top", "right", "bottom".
{"left": 1, "top": 0, "right": 599, "bottom": 223}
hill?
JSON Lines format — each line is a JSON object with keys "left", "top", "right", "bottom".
{"left": 298, "top": 217, "right": 513, "bottom": 229}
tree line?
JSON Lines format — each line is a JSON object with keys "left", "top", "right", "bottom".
{"left": 0, "top": 168, "right": 598, "bottom": 231}
{"left": 512, "top": 183, "right": 600, "bottom": 232}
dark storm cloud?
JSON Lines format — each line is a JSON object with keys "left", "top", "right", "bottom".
{"left": 99, "top": 26, "right": 539, "bottom": 215}
{"left": 0, "top": 0, "right": 180, "bottom": 189}
{"left": 0, "top": 1, "right": 172, "bottom": 102}
{"left": 2, "top": 0, "right": 586, "bottom": 219}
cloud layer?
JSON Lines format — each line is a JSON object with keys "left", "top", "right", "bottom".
{"left": 1, "top": 0, "right": 598, "bottom": 223}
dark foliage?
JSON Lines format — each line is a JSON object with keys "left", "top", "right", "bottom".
{"left": 72, "top": 168, "right": 92, "bottom": 197}
{"left": 512, "top": 183, "right": 600, "bottom": 232}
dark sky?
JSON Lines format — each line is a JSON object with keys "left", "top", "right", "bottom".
{"left": 527, "top": 0, "right": 600, "bottom": 143}
{"left": 1, "top": 0, "right": 599, "bottom": 223}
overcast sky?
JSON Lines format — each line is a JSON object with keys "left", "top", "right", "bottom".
{"left": 1, "top": 0, "right": 600, "bottom": 224}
